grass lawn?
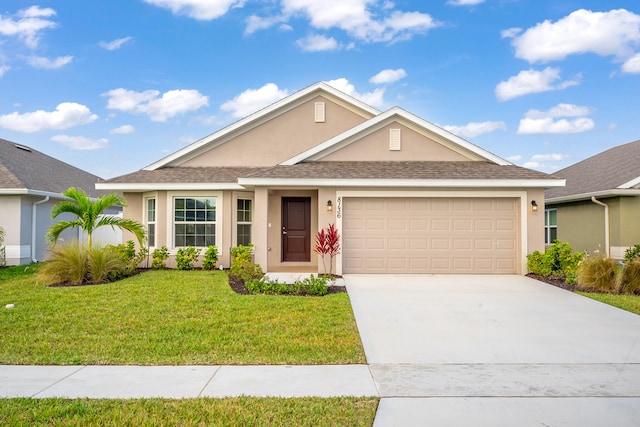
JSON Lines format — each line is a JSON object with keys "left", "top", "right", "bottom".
{"left": 577, "top": 292, "right": 640, "bottom": 315}
{"left": 0, "top": 397, "right": 379, "bottom": 427}
{"left": 0, "top": 265, "right": 365, "bottom": 365}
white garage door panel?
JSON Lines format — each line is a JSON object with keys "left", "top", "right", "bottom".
{"left": 342, "top": 197, "right": 519, "bottom": 274}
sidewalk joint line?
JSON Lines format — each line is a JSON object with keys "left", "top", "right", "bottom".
{"left": 31, "top": 365, "right": 87, "bottom": 398}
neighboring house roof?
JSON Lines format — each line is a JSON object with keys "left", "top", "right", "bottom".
{"left": 546, "top": 139, "right": 640, "bottom": 203}
{"left": 0, "top": 138, "right": 103, "bottom": 198}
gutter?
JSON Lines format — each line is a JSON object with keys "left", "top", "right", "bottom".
{"left": 591, "top": 196, "right": 609, "bottom": 257}
{"left": 32, "top": 196, "right": 50, "bottom": 263}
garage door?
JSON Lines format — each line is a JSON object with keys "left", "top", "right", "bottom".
{"left": 342, "top": 197, "right": 519, "bottom": 274}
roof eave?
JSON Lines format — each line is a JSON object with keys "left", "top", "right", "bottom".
{"left": 95, "top": 182, "right": 246, "bottom": 192}
{"left": 546, "top": 189, "right": 640, "bottom": 204}
{"left": 0, "top": 188, "right": 67, "bottom": 198}
{"left": 238, "top": 178, "right": 565, "bottom": 188}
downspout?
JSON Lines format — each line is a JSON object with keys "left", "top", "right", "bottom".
{"left": 591, "top": 196, "right": 609, "bottom": 257}
{"left": 32, "top": 196, "right": 50, "bottom": 263}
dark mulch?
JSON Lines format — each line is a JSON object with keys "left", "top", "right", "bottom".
{"left": 47, "top": 269, "right": 149, "bottom": 287}
{"left": 526, "top": 273, "right": 578, "bottom": 291}
{"left": 228, "top": 274, "right": 346, "bottom": 296}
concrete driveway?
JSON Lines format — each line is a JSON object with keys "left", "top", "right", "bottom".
{"left": 345, "top": 274, "right": 640, "bottom": 426}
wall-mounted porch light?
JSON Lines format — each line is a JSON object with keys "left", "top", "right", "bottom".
{"left": 531, "top": 200, "right": 538, "bottom": 212}
{"left": 326, "top": 200, "right": 333, "bottom": 212}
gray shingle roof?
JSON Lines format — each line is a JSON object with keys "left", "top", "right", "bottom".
{"left": 244, "top": 161, "right": 553, "bottom": 180}
{"left": 101, "top": 161, "right": 553, "bottom": 186}
{"left": 546, "top": 139, "right": 640, "bottom": 200}
{"left": 0, "top": 138, "right": 103, "bottom": 197}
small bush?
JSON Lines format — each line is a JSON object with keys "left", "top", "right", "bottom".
{"left": 89, "top": 246, "right": 126, "bottom": 283}
{"left": 526, "top": 240, "right": 584, "bottom": 283}
{"left": 39, "top": 242, "right": 88, "bottom": 285}
{"left": 618, "top": 259, "right": 640, "bottom": 295}
{"left": 151, "top": 246, "right": 170, "bottom": 269}
{"left": 203, "top": 245, "right": 218, "bottom": 270}
{"left": 576, "top": 255, "right": 618, "bottom": 293}
{"left": 246, "top": 275, "right": 329, "bottom": 296}
{"left": 175, "top": 246, "right": 201, "bottom": 270}
{"left": 624, "top": 244, "right": 640, "bottom": 263}
{"left": 108, "top": 240, "right": 148, "bottom": 275}
{"left": 230, "top": 244, "right": 263, "bottom": 282}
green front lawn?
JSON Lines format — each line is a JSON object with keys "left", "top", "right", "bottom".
{"left": 0, "top": 397, "right": 379, "bottom": 427}
{"left": 0, "top": 266, "right": 365, "bottom": 365}
{"left": 577, "top": 292, "right": 640, "bottom": 315}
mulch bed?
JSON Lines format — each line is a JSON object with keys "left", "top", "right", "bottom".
{"left": 526, "top": 273, "right": 578, "bottom": 291}
{"left": 228, "top": 274, "right": 346, "bottom": 296}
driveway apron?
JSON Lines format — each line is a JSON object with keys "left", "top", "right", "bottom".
{"left": 345, "top": 274, "right": 640, "bottom": 426}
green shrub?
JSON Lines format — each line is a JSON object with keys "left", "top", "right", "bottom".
{"left": 89, "top": 245, "right": 126, "bottom": 283}
{"left": 526, "top": 240, "right": 584, "bottom": 283}
{"left": 203, "top": 245, "right": 219, "bottom": 270}
{"left": 576, "top": 255, "right": 618, "bottom": 293}
{"left": 151, "top": 246, "right": 170, "bottom": 269}
{"left": 230, "top": 244, "right": 263, "bottom": 282}
{"left": 39, "top": 242, "right": 88, "bottom": 285}
{"left": 108, "top": 240, "right": 148, "bottom": 275}
{"left": 624, "top": 244, "right": 640, "bottom": 263}
{"left": 175, "top": 246, "right": 201, "bottom": 270}
{"left": 618, "top": 259, "right": 640, "bottom": 294}
{"left": 246, "top": 275, "right": 329, "bottom": 296}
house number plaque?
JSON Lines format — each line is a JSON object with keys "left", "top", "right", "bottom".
{"left": 336, "top": 196, "right": 342, "bottom": 219}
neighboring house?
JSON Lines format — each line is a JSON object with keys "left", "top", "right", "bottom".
{"left": 545, "top": 139, "right": 640, "bottom": 259}
{"left": 97, "top": 82, "right": 563, "bottom": 275}
{"left": 0, "top": 139, "right": 121, "bottom": 265}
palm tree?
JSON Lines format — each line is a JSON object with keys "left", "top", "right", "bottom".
{"left": 48, "top": 187, "right": 145, "bottom": 247}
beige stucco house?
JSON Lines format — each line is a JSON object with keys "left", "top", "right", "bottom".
{"left": 97, "top": 82, "right": 563, "bottom": 275}
{"left": 545, "top": 139, "right": 640, "bottom": 259}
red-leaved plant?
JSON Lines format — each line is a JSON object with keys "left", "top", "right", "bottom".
{"left": 314, "top": 224, "right": 341, "bottom": 275}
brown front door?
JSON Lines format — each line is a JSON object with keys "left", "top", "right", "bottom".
{"left": 282, "top": 197, "right": 311, "bottom": 262}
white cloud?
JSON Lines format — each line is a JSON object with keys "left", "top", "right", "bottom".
{"left": 530, "top": 153, "right": 567, "bottom": 161}
{"left": 25, "top": 55, "right": 73, "bottom": 69}
{"left": 370, "top": 68, "right": 407, "bottom": 84}
{"left": 495, "top": 67, "right": 580, "bottom": 101}
{"left": 103, "top": 88, "right": 209, "bottom": 122}
{"left": 622, "top": 53, "right": 640, "bottom": 73}
{"left": 245, "top": 15, "right": 289, "bottom": 35}
{"left": 296, "top": 34, "right": 340, "bottom": 52}
{"left": 443, "top": 121, "right": 506, "bottom": 138}
{"left": 522, "top": 161, "right": 542, "bottom": 169}
{"left": 110, "top": 125, "right": 135, "bottom": 134}
{"left": 0, "top": 6, "right": 58, "bottom": 48}
{"left": 325, "top": 78, "right": 385, "bottom": 107}
{"left": 506, "top": 155, "right": 523, "bottom": 162}
{"left": 220, "top": 83, "right": 290, "bottom": 118}
{"left": 510, "top": 9, "right": 640, "bottom": 63}
{"left": 100, "top": 37, "right": 132, "bottom": 51}
{"left": 0, "top": 102, "right": 98, "bottom": 132}
{"left": 52, "top": 135, "right": 109, "bottom": 150}
{"left": 447, "top": 0, "right": 485, "bottom": 6}
{"left": 280, "top": 0, "right": 440, "bottom": 44}
{"left": 517, "top": 103, "right": 595, "bottom": 134}
{"left": 501, "top": 27, "right": 521, "bottom": 39}
{"left": 143, "top": 0, "right": 246, "bottom": 20}
{"left": 0, "top": 65, "right": 10, "bottom": 77}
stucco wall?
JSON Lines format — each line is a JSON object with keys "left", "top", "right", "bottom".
{"left": 551, "top": 200, "right": 607, "bottom": 255}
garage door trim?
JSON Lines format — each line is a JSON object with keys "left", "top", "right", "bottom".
{"left": 335, "top": 190, "right": 528, "bottom": 275}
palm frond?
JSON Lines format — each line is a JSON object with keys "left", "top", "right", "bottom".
{"left": 47, "top": 220, "right": 83, "bottom": 243}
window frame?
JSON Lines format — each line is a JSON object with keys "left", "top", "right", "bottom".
{"left": 145, "top": 197, "right": 156, "bottom": 248}
{"left": 236, "top": 198, "right": 253, "bottom": 246}
{"left": 167, "top": 191, "right": 222, "bottom": 250}
{"left": 544, "top": 208, "right": 557, "bottom": 245}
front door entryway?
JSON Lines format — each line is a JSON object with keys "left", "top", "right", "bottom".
{"left": 281, "top": 197, "right": 311, "bottom": 262}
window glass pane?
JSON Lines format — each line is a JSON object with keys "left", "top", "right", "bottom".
{"left": 174, "top": 198, "right": 216, "bottom": 247}
{"left": 175, "top": 198, "right": 184, "bottom": 210}
{"left": 550, "top": 228, "right": 557, "bottom": 242}
{"left": 237, "top": 224, "right": 251, "bottom": 246}
{"left": 148, "top": 224, "right": 155, "bottom": 247}
{"left": 147, "top": 199, "right": 156, "bottom": 222}
{"left": 549, "top": 209, "right": 557, "bottom": 225}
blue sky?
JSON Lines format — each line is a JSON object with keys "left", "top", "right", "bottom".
{"left": 1, "top": 0, "right": 639, "bottom": 179}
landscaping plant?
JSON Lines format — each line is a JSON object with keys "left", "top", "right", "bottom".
{"left": 203, "top": 245, "right": 219, "bottom": 270}
{"left": 618, "top": 258, "right": 640, "bottom": 295}
{"left": 175, "top": 246, "right": 201, "bottom": 270}
{"left": 576, "top": 255, "right": 618, "bottom": 293}
{"left": 108, "top": 240, "right": 148, "bottom": 276}
{"left": 246, "top": 275, "right": 329, "bottom": 296}
{"left": 230, "top": 244, "right": 263, "bottom": 282}
{"left": 152, "top": 246, "right": 170, "bottom": 269}
{"left": 624, "top": 244, "right": 640, "bottom": 263}
{"left": 526, "top": 240, "right": 584, "bottom": 283}
{"left": 314, "top": 224, "right": 341, "bottom": 275}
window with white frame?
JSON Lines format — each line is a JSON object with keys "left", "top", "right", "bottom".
{"left": 174, "top": 197, "right": 216, "bottom": 247}
{"left": 237, "top": 198, "right": 252, "bottom": 246}
{"left": 545, "top": 209, "right": 557, "bottom": 245}
{"left": 146, "top": 198, "right": 156, "bottom": 247}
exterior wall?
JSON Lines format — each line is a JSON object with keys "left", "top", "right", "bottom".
{"left": 180, "top": 95, "right": 370, "bottom": 167}
{"left": 0, "top": 195, "right": 26, "bottom": 265}
{"left": 527, "top": 189, "right": 546, "bottom": 260}
{"left": 320, "top": 121, "right": 472, "bottom": 162}
{"left": 550, "top": 196, "right": 640, "bottom": 258}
